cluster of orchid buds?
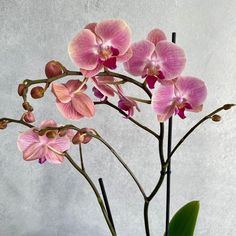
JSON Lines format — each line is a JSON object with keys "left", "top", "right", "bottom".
{"left": 0, "top": 19, "right": 234, "bottom": 236}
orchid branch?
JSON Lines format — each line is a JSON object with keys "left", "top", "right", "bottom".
{"left": 94, "top": 100, "right": 160, "bottom": 141}
{"left": 64, "top": 152, "right": 116, "bottom": 236}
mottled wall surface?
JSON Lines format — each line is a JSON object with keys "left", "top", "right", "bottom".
{"left": 0, "top": 0, "right": 236, "bottom": 235}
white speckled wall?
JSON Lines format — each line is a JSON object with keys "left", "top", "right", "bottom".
{"left": 0, "top": 0, "right": 236, "bottom": 235}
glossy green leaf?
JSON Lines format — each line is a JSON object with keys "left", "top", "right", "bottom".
{"left": 164, "top": 200, "right": 200, "bottom": 236}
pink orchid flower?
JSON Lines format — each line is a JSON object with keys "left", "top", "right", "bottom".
{"left": 68, "top": 19, "right": 132, "bottom": 77}
{"left": 124, "top": 28, "right": 186, "bottom": 89}
{"left": 117, "top": 87, "right": 140, "bottom": 117}
{"left": 151, "top": 76, "right": 207, "bottom": 122}
{"left": 17, "top": 120, "right": 71, "bottom": 164}
{"left": 51, "top": 80, "right": 95, "bottom": 120}
{"left": 92, "top": 76, "right": 116, "bottom": 99}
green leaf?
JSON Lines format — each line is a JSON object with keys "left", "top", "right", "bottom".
{"left": 164, "top": 200, "right": 200, "bottom": 236}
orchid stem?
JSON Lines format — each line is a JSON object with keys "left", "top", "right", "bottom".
{"left": 79, "top": 143, "right": 85, "bottom": 171}
{"left": 64, "top": 152, "right": 116, "bottom": 236}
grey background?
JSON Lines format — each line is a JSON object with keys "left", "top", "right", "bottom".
{"left": 0, "top": 0, "right": 236, "bottom": 235}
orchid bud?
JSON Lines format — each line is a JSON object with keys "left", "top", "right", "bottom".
{"left": 223, "top": 104, "right": 234, "bottom": 110}
{"left": 31, "top": 86, "right": 44, "bottom": 99}
{"left": 45, "top": 60, "right": 63, "bottom": 78}
{"left": 46, "top": 130, "right": 58, "bottom": 138}
{"left": 72, "top": 128, "right": 92, "bottom": 144}
{"left": 59, "top": 129, "right": 67, "bottom": 137}
{"left": 18, "top": 84, "right": 26, "bottom": 96}
{"left": 0, "top": 120, "right": 8, "bottom": 129}
{"left": 22, "top": 101, "right": 33, "bottom": 111}
{"left": 211, "top": 114, "right": 221, "bottom": 122}
{"left": 22, "top": 112, "right": 35, "bottom": 123}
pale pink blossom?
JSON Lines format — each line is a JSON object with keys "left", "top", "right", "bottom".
{"left": 51, "top": 80, "right": 95, "bottom": 120}
{"left": 68, "top": 19, "right": 132, "bottom": 77}
{"left": 124, "top": 28, "right": 186, "bottom": 89}
{"left": 17, "top": 120, "right": 71, "bottom": 164}
{"left": 152, "top": 76, "right": 207, "bottom": 122}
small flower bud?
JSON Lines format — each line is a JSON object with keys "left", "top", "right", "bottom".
{"left": 22, "top": 112, "right": 35, "bottom": 123}
{"left": 45, "top": 60, "right": 64, "bottom": 78}
{"left": 58, "top": 129, "right": 67, "bottom": 137}
{"left": 22, "top": 101, "right": 33, "bottom": 111}
{"left": 211, "top": 114, "right": 221, "bottom": 122}
{"left": 30, "top": 86, "right": 44, "bottom": 99}
{"left": 18, "top": 84, "right": 26, "bottom": 96}
{"left": 46, "top": 130, "right": 58, "bottom": 138}
{"left": 72, "top": 128, "right": 93, "bottom": 144}
{"left": 0, "top": 120, "right": 8, "bottom": 129}
{"left": 223, "top": 104, "right": 234, "bottom": 110}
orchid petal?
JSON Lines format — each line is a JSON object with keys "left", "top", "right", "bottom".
{"left": 17, "top": 129, "right": 39, "bottom": 152}
{"left": 155, "top": 41, "right": 186, "bottom": 80}
{"left": 65, "top": 80, "right": 87, "bottom": 93}
{"left": 95, "top": 19, "right": 131, "bottom": 55}
{"left": 68, "top": 29, "right": 99, "bottom": 70}
{"left": 56, "top": 100, "right": 83, "bottom": 120}
{"left": 92, "top": 77, "right": 115, "bottom": 97}
{"left": 80, "top": 63, "right": 103, "bottom": 78}
{"left": 49, "top": 136, "right": 71, "bottom": 153}
{"left": 23, "top": 143, "right": 44, "bottom": 161}
{"left": 147, "top": 28, "right": 167, "bottom": 45}
{"left": 72, "top": 93, "right": 95, "bottom": 117}
{"left": 117, "top": 47, "right": 133, "bottom": 63}
{"left": 45, "top": 149, "right": 64, "bottom": 164}
{"left": 124, "top": 40, "right": 155, "bottom": 76}
{"left": 175, "top": 76, "right": 207, "bottom": 110}
{"left": 84, "top": 22, "right": 97, "bottom": 34}
{"left": 39, "top": 120, "right": 57, "bottom": 129}
{"left": 51, "top": 83, "right": 71, "bottom": 103}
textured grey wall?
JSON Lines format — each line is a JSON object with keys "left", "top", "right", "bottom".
{"left": 0, "top": 0, "right": 236, "bottom": 235}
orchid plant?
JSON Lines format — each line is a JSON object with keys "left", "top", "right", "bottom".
{"left": 0, "top": 19, "right": 235, "bottom": 236}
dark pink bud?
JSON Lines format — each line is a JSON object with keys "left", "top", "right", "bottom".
{"left": 45, "top": 60, "right": 63, "bottom": 78}
{"left": 22, "top": 112, "right": 35, "bottom": 123}
{"left": 31, "top": 86, "right": 44, "bottom": 99}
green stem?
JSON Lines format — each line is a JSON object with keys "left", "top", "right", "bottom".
{"left": 64, "top": 152, "right": 116, "bottom": 236}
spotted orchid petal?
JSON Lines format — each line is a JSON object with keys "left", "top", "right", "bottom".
{"left": 124, "top": 40, "right": 155, "bottom": 76}
{"left": 68, "top": 29, "right": 99, "bottom": 71}
{"left": 147, "top": 28, "right": 167, "bottom": 45}
{"left": 155, "top": 41, "right": 186, "bottom": 80}
{"left": 95, "top": 19, "right": 131, "bottom": 55}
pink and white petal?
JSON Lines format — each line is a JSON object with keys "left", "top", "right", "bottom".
{"left": 95, "top": 19, "right": 131, "bottom": 55}
{"left": 124, "top": 40, "right": 155, "bottom": 76}
{"left": 156, "top": 41, "right": 186, "bottom": 80}
{"left": 39, "top": 120, "right": 57, "bottom": 129}
{"left": 23, "top": 143, "right": 44, "bottom": 161}
{"left": 51, "top": 83, "right": 71, "bottom": 103}
{"left": 116, "top": 47, "right": 133, "bottom": 63}
{"left": 152, "top": 84, "right": 175, "bottom": 114}
{"left": 72, "top": 93, "right": 95, "bottom": 118}
{"left": 65, "top": 80, "right": 87, "bottom": 93}
{"left": 49, "top": 137, "right": 71, "bottom": 153}
{"left": 45, "top": 149, "right": 64, "bottom": 164}
{"left": 80, "top": 63, "right": 103, "bottom": 78}
{"left": 56, "top": 100, "right": 83, "bottom": 120}
{"left": 68, "top": 29, "right": 99, "bottom": 70}
{"left": 157, "top": 104, "right": 176, "bottom": 122}
{"left": 147, "top": 28, "right": 167, "bottom": 45}
{"left": 176, "top": 76, "right": 207, "bottom": 108}
{"left": 92, "top": 77, "right": 115, "bottom": 97}
{"left": 17, "top": 129, "right": 39, "bottom": 152}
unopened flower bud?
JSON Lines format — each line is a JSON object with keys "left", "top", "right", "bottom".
{"left": 45, "top": 60, "right": 64, "bottom": 78}
{"left": 22, "top": 101, "right": 33, "bottom": 111}
{"left": 211, "top": 114, "right": 221, "bottom": 122}
{"left": 31, "top": 86, "right": 44, "bottom": 99}
{"left": 46, "top": 130, "right": 58, "bottom": 138}
{"left": 72, "top": 128, "right": 93, "bottom": 144}
{"left": 18, "top": 84, "right": 26, "bottom": 96}
{"left": 22, "top": 112, "right": 35, "bottom": 123}
{"left": 59, "top": 129, "right": 67, "bottom": 137}
{"left": 0, "top": 120, "right": 8, "bottom": 129}
{"left": 223, "top": 104, "right": 234, "bottom": 110}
